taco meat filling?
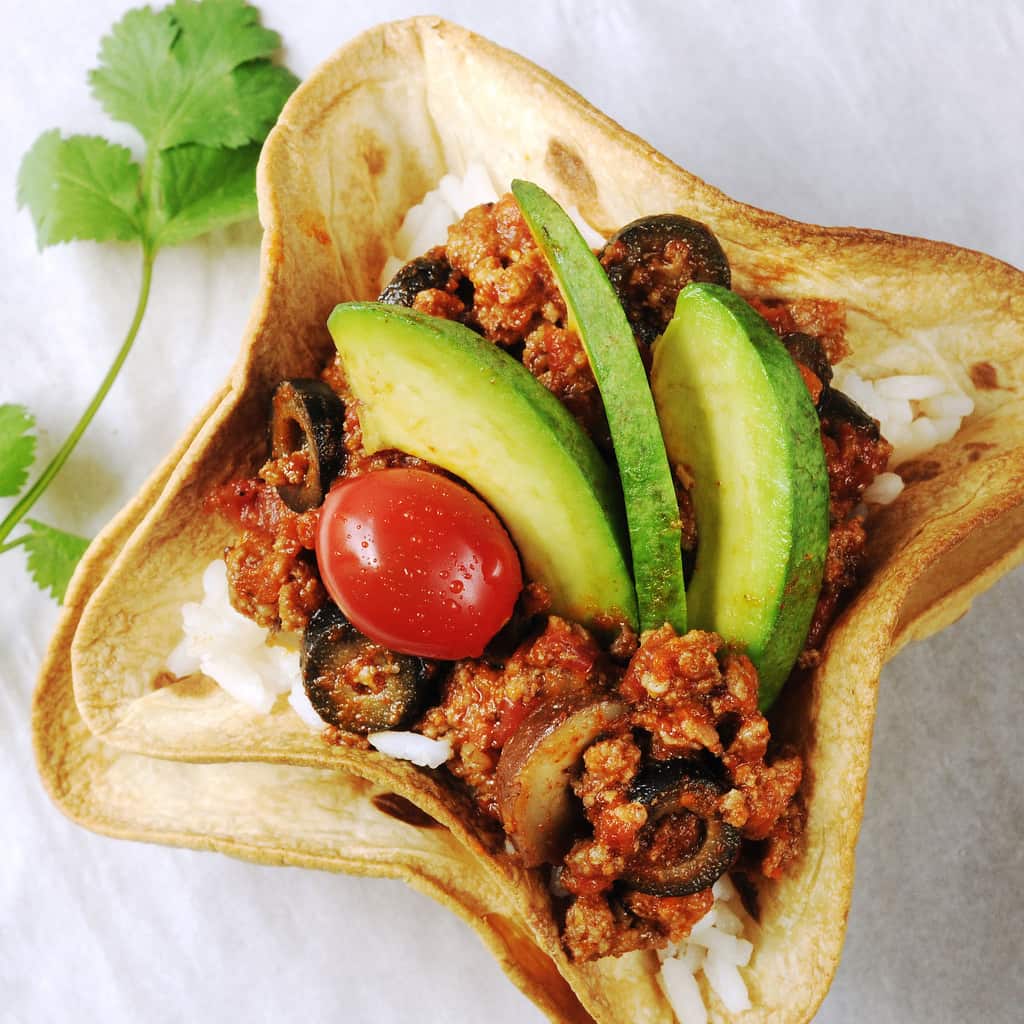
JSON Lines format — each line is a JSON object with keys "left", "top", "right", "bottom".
{"left": 207, "top": 193, "right": 891, "bottom": 962}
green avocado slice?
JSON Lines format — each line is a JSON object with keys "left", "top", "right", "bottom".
{"left": 327, "top": 302, "right": 638, "bottom": 631}
{"left": 512, "top": 180, "right": 687, "bottom": 634}
{"left": 651, "top": 283, "right": 830, "bottom": 708}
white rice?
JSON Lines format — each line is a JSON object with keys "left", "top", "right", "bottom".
{"left": 658, "top": 873, "right": 754, "bottom": 1023}
{"left": 368, "top": 731, "right": 452, "bottom": 768}
{"left": 166, "top": 560, "right": 305, "bottom": 716}
{"left": 832, "top": 365, "right": 974, "bottom": 479}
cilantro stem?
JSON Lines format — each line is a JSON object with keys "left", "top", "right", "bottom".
{"left": 0, "top": 245, "right": 156, "bottom": 546}
{"left": 0, "top": 536, "right": 29, "bottom": 554}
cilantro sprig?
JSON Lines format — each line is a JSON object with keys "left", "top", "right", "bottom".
{"left": 7, "top": 0, "right": 297, "bottom": 603}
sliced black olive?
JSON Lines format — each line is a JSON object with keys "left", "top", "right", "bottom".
{"left": 783, "top": 331, "right": 833, "bottom": 404}
{"left": 269, "top": 380, "right": 346, "bottom": 512}
{"left": 600, "top": 214, "right": 732, "bottom": 345}
{"left": 819, "top": 387, "right": 881, "bottom": 440}
{"left": 623, "top": 759, "right": 741, "bottom": 898}
{"left": 301, "top": 602, "right": 429, "bottom": 733}
{"left": 379, "top": 256, "right": 452, "bottom": 306}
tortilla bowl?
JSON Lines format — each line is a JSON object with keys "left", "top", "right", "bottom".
{"left": 43, "top": 14, "right": 1024, "bottom": 1024}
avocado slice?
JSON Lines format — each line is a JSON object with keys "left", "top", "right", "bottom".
{"left": 512, "top": 180, "right": 687, "bottom": 634}
{"left": 651, "top": 283, "right": 829, "bottom": 707}
{"left": 327, "top": 302, "right": 638, "bottom": 631}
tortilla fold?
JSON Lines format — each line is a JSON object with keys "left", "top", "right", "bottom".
{"left": 40, "top": 16, "right": 1024, "bottom": 1024}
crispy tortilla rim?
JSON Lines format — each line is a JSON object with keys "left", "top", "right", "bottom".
{"left": 37, "top": 15, "right": 1024, "bottom": 1024}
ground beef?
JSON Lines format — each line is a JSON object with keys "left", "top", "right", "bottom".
{"left": 447, "top": 195, "right": 565, "bottom": 346}
{"left": 822, "top": 415, "right": 893, "bottom": 522}
{"left": 419, "top": 616, "right": 612, "bottom": 819}
{"left": 389, "top": 194, "right": 609, "bottom": 444}
{"left": 522, "top": 321, "right": 608, "bottom": 443}
{"left": 207, "top": 478, "right": 324, "bottom": 631}
{"left": 555, "top": 627, "right": 802, "bottom": 962}
{"left": 745, "top": 295, "right": 848, "bottom": 364}
{"left": 759, "top": 794, "right": 807, "bottom": 880}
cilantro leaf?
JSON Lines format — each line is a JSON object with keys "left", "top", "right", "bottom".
{"left": 232, "top": 61, "right": 301, "bottom": 140}
{"left": 90, "top": 0, "right": 294, "bottom": 150}
{"left": 154, "top": 143, "right": 261, "bottom": 245}
{"left": 0, "top": 405, "right": 37, "bottom": 498}
{"left": 17, "top": 131, "right": 143, "bottom": 249}
{"left": 22, "top": 520, "right": 90, "bottom": 604}
{"left": 86, "top": 7, "right": 179, "bottom": 146}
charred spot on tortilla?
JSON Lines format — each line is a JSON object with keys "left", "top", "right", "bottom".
{"left": 898, "top": 459, "right": 943, "bottom": 483}
{"left": 297, "top": 209, "right": 332, "bottom": 247}
{"left": 544, "top": 138, "right": 598, "bottom": 208}
{"left": 356, "top": 129, "right": 389, "bottom": 177}
{"left": 969, "top": 360, "right": 1002, "bottom": 390}
{"left": 371, "top": 792, "right": 444, "bottom": 829}
{"left": 965, "top": 441, "right": 998, "bottom": 462}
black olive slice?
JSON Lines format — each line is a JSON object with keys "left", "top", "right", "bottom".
{"left": 269, "top": 379, "right": 346, "bottom": 513}
{"left": 820, "top": 387, "right": 882, "bottom": 439}
{"left": 301, "top": 603, "right": 429, "bottom": 733}
{"left": 783, "top": 331, "right": 834, "bottom": 405}
{"left": 623, "top": 759, "right": 740, "bottom": 898}
{"left": 379, "top": 256, "right": 452, "bottom": 307}
{"left": 600, "top": 214, "right": 732, "bottom": 345}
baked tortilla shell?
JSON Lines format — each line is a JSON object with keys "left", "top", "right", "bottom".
{"left": 32, "top": 394, "right": 593, "bottom": 1024}
{"left": 49, "top": 16, "right": 1024, "bottom": 1024}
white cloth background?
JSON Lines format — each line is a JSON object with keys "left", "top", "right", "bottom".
{"left": 3, "top": 2, "right": 1022, "bottom": 1022}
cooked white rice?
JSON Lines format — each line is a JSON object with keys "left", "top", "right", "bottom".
{"left": 166, "top": 559, "right": 306, "bottom": 716}
{"left": 368, "top": 731, "right": 452, "bottom": 768}
{"left": 658, "top": 873, "right": 754, "bottom": 1023}
{"left": 832, "top": 365, "right": 974, "bottom": 478}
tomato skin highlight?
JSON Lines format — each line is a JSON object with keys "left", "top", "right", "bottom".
{"left": 315, "top": 468, "right": 523, "bottom": 659}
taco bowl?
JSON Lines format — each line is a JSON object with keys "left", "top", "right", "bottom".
{"left": 44, "top": 15, "right": 1024, "bottom": 1024}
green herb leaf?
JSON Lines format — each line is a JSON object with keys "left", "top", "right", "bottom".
{"left": 154, "top": 143, "right": 261, "bottom": 246}
{"left": 11, "top": 1, "right": 297, "bottom": 603}
{"left": 22, "top": 520, "right": 91, "bottom": 604}
{"left": 0, "top": 405, "right": 37, "bottom": 498}
{"left": 90, "top": 0, "right": 296, "bottom": 150}
{"left": 17, "top": 131, "right": 143, "bottom": 249}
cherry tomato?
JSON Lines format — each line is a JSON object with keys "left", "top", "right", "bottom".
{"left": 315, "top": 468, "right": 523, "bottom": 659}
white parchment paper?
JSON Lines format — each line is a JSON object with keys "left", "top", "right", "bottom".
{"left": 3, "top": 2, "right": 1022, "bottom": 1022}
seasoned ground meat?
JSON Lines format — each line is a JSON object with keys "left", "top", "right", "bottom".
{"left": 746, "top": 295, "right": 848, "bottom": 364}
{"left": 822, "top": 414, "right": 894, "bottom": 522}
{"left": 447, "top": 195, "right": 565, "bottom": 346}
{"left": 798, "top": 392, "right": 892, "bottom": 658}
{"left": 420, "top": 616, "right": 612, "bottom": 818}
{"left": 522, "top": 321, "right": 608, "bottom": 444}
{"left": 759, "top": 794, "right": 807, "bottom": 880}
{"left": 555, "top": 627, "right": 802, "bottom": 961}
{"left": 803, "top": 516, "right": 869, "bottom": 653}
{"left": 207, "top": 479, "right": 324, "bottom": 631}
{"left": 388, "top": 194, "right": 609, "bottom": 443}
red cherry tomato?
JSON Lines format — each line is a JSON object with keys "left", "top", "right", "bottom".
{"left": 315, "top": 468, "right": 523, "bottom": 659}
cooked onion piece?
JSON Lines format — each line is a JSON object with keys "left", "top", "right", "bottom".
{"left": 496, "top": 695, "right": 626, "bottom": 868}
